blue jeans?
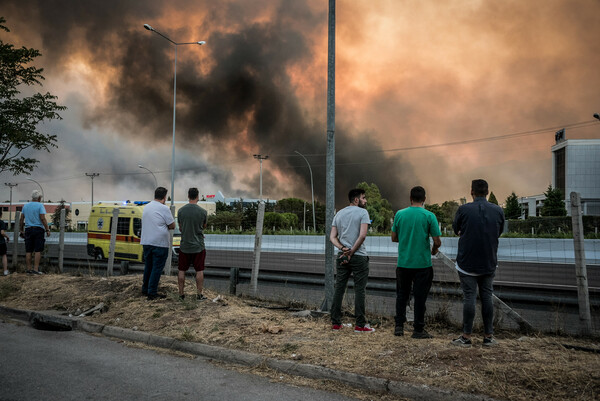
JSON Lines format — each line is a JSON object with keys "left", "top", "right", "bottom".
{"left": 458, "top": 272, "right": 495, "bottom": 335}
{"left": 142, "top": 245, "right": 169, "bottom": 296}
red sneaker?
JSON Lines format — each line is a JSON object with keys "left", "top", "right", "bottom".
{"left": 332, "top": 324, "right": 343, "bottom": 330}
{"left": 354, "top": 325, "right": 375, "bottom": 333}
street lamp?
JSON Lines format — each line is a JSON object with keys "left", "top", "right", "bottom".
{"left": 4, "top": 183, "right": 17, "bottom": 229}
{"left": 26, "top": 178, "right": 44, "bottom": 202}
{"left": 138, "top": 164, "right": 158, "bottom": 188}
{"left": 294, "top": 151, "right": 316, "bottom": 233}
{"left": 253, "top": 154, "right": 269, "bottom": 201}
{"left": 144, "top": 23, "right": 206, "bottom": 207}
{"left": 85, "top": 173, "right": 99, "bottom": 207}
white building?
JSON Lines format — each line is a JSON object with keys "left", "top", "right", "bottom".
{"left": 552, "top": 138, "right": 600, "bottom": 215}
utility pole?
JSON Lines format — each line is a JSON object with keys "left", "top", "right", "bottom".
{"left": 253, "top": 155, "right": 269, "bottom": 200}
{"left": 85, "top": 173, "right": 100, "bottom": 207}
{"left": 322, "top": 0, "right": 336, "bottom": 312}
{"left": 4, "top": 183, "right": 17, "bottom": 230}
{"left": 251, "top": 154, "right": 268, "bottom": 297}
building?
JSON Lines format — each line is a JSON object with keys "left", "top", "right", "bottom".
{"left": 213, "top": 191, "right": 276, "bottom": 208}
{"left": 1, "top": 200, "right": 216, "bottom": 231}
{"left": 552, "top": 137, "right": 600, "bottom": 215}
{"left": 518, "top": 194, "right": 544, "bottom": 218}
{"left": 515, "top": 135, "right": 600, "bottom": 218}
{"left": 0, "top": 202, "right": 69, "bottom": 230}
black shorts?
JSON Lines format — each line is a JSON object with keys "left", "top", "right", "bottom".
{"left": 178, "top": 250, "right": 206, "bottom": 272}
{"left": 0, "top": 243, "right": 6, "bottom": 256}
{"left": 24, "top": 227, "right": 45, "bottom": 253}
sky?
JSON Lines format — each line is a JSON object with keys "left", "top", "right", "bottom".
{"left": 1, "top": 0, "right": 599, "bottom": 209}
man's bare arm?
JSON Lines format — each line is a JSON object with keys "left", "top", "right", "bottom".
{"left": 391, "top": 231, "right": 398, "bottom": 243}
{"left": 329, "top": 226, "right": 346, "bottom": 251}
{"left": 431, "top": 236, "right": 441, "bottom": 255}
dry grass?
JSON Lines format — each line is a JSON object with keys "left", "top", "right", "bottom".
{"left": 1, "top": 273, "right": 599, "bottom": 401}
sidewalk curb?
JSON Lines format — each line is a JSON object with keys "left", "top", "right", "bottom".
{"left": 0, "top": 306, "right": 499, "bottom": 401}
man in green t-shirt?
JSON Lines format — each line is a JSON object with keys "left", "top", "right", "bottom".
{"left": 391, "top": 186, "right": 441, "bottom": 338}
{"left": 177, "top": 188, "right": 208, "bottom": 301}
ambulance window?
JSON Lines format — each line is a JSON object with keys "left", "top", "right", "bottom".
{"left": 133, "top": 218, "right": 142, "bottom": 237}
{"left": 117, "top": 217, "right": 130, "bottom": 235}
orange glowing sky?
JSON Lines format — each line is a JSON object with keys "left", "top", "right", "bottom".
{"left": 1, "top": 0, "right": 599, "bottom": 208}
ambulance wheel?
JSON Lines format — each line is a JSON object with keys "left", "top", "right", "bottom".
{"left": 95, "top": 248, "right": 105, "bottom": 260}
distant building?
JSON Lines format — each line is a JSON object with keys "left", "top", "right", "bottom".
{"left": 1, "top": 200, "right": 216, "bottom": 231}
{"left": 213, "top": 191, "right": 276, "bottom": 208}
{"left": 518, "top": 194, "right": 544, "bottom": 218}
{"left": 517, "top": 136, "right": 600, "bottom": 217}
{"left": 552, "top": 138, "right": 600, "bottom": 215}
{"left": 0, "top": 202, "right": 68, "bottom": 229}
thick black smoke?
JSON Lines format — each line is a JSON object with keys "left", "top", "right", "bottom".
{"left": 0, "top": 0, "right": 414, "bottom": 208}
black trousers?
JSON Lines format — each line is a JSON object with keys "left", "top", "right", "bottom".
{"left": 395, "top": 266, "right": 434, "bottom": 332}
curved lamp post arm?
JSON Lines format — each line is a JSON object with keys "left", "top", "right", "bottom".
{"left": 138, "top": 165, "right": 158, "bottom": 188}
{"left": 295, "top": 151, "right": 316, "bottom": 232}
{"left": 26, "top": 178, "right": 44, "bottom": 202}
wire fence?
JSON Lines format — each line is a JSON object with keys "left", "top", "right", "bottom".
{"left": 5, "top": 223, "right": 600, "bottom": 335}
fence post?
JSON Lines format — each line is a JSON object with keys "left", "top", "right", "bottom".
{"left": 12, "top": 211, "right": 20, "bottom": 269}
{"left": 58, "top": 209, "right": 65, "bottom": 273}
{"left": 164, "top": 205, "right": 176, "bottom": 276}
{"left": 251, "top": 201, "right": 265, "bottom": 296}
{"left": 229, "top": 267, "right": 239, "bottom": 295}
{"left": 106, "top": 208, "right": 119, "bottom": 276}
{"left": 570, "top": 192, "right": 592, "bottom": 335}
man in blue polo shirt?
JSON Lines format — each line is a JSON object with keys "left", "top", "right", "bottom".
{"left": 19, "top": 190, "right": 50, "bottom": 275}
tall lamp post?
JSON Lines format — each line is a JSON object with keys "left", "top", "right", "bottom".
{"left": 294, "top": 151, "right": 316, "bottom": 232}
{"left": 4, "top": 183, "right": 17, "bottom": 229}
{"left": 138, "top": 164, "right": 158, "bottom": 188}
{"left": 144, "top": 24, "right": 206, "bottom": 207}
{"left": 253, "top": 154, "right": 269, "bottom": 201}
{"left": 26, "top": 178, "right": 44, "bottom": 202}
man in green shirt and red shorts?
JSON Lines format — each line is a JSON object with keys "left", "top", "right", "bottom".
{"left": 177, "top": 187, "right": 208, "bottom": 301}
{"left": 391, "top": 186, "right": 441, "bottom": 338}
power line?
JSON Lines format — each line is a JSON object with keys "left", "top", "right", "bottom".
{"left": 272, "top": 119, "right": 599, "bottom": 157}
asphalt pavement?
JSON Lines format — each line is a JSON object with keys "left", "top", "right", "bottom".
{"left": 0, "top": 320, "right": 358, "bottom": 401}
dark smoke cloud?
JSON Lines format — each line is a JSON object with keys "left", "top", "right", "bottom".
{"left": 1, "top": 0, "right": 421, "bottom": 208}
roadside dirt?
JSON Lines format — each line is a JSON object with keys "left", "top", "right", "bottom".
{"left": 1, "top": 272, "right": 598, "bottom": 401}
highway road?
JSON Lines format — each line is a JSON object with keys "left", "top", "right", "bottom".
{"left": 8, "top": 233, "right": 600, "bottom": 291}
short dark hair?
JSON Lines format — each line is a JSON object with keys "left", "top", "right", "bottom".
{"left": 410, "top": 186, "right": 426, "bottom": 203}
{"left": 471, "top": 179, "right": 489, "bottom": 197}
{"left": 348, "top": 188, "right": 366, "bottom": 203}
{"left": 188, "top": 187, "right": 199, "bottom": 200}
{"left": 154, "top": 187, "right": 168, "bottom": 200}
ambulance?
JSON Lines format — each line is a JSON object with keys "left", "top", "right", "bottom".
{"left": 87, "top": 202, "right": 180, "bottom": 263}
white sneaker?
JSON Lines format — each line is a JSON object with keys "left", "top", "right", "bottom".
{"left": 3, "top": 270, "right": 9, "bottom": 276}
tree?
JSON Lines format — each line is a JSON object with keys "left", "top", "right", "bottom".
{"left": 356, "top": 182, "right": 394, "bottom": 231}
{"left": 424, "top": 203, "right": 443, "bottom": 223}
{"left": 540, "top": 185, "right": 567, "bottom": 217}
{"left": 488, "top": 191, "right": 499, "bottom": 205}
{"left": 0, "top": 17, "right": 66, "bottom": 175}
{"left": 504, "top": 192, "right": 521, "bottom": 219}
{"left": 51, "top": 199, "right": 71, "bottom": 229}
{"left": 440, "top": 200, "right": 459, "bottom": 225}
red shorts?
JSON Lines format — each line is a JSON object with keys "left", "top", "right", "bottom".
{"left": 177, "top": 250, "right": 206, "bottom": 272}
